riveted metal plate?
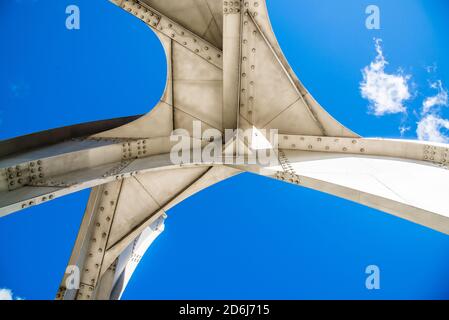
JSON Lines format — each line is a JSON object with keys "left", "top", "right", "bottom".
{"left": 120, "top": 0, "right": 161, "bottom": 27}
{"left": 77, "top": 181, "right": 122, "bottom": 299}
{"left": 121, "top": 139, "right": 150, "bottom": 160}
{"left": 122, "top": 0, "right": 223, "bottom": 69}
{"left": 224, "top": 0, "right": 241, "bottom": 15}
{"left": 5, "top": 161, "right": 45, "bottom": 191}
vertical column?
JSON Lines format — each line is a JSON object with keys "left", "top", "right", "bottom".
{"left": 223, "top": 0, "right": 243, "bottom": 134}
{"left": 56, "top": 181, "right": 123, "bottom": 300}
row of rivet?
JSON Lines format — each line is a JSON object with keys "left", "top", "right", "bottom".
{"left": 121, "top": 0, "right": 161, "bottom": 27}
{"left": 77, "top": 260, "right": 117, "bottom": 300}
{"left": 279, "top": 135, "right": 367, "bottom": 154}
{"left": 77, "top": 183, "right": 120, "bottom": 300}
{"left": 76, "top": 283, "right": 95, "bottom": 300}
{"left": 279, "top": 136, "right": 449, "bottom": 170}
{"left": 278, "top": 150, "right": 295, "bottom": 175}
{"left": 277, "top": 150, "right": 302, "bottom": 185}
{"left": 244, "top": 1, "right": 260, "bottom": 9}
{"left": 157, "top": 19, "right": 222, "bottom": 67}
{"left": 275, "top": 171, "right": 301, "bottom": 185}
{"left": 224, "top": 1, "right": 241, "bottom": 14}
{"left": 122, "top": 139, "right": 149, "bottom": 160}
{"left": 30, "top": 177, "right": 78, "bottom": 188}
{"left": 20, "top": 193, "right": 55, "bottom": 210}
{"left": 123, "top": 0, "right": 222, "bottom": 68}
{"left": 102, "top": 160, "right": 133, "bottom": 179}
{"left": 240, "top": 11, "right": 258, "bottom": 123}
{"left": 5, "top": 160, "right": 45, "bottom": 191}
{"left": 130, "top": 252, "right": 143, "bottom": 263}
{"left": 424, "top": 145, "right": 449, "bottom": 170}
{"left": 55, "top": 286, "right": 66, "bottom": 300}
{"left": 424, "top": 145, "right": 449, "bottom": 163}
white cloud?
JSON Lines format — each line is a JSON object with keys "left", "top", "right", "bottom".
{"left": 422, "top": 80, "right": 448, "bottom": 114}
{"left": 417, "top": 114, "right": 449, "bottom": 143}
{"left": 0, "top": 288, "right": 23, "bottom": 300}
{"left": 0, "top": 288, "right": 13, "bottom": 300}
{"left": 360, "top": 38, "right": 411, "bottom": 116}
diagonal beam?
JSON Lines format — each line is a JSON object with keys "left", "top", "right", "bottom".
{"left": 245, "top": 10, "right": 326, "bottom": 135}
{"left": 112, "top": 0, "right": 223, "bottom": 69}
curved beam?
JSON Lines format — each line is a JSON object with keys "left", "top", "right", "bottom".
{"left": 244, "top": 136, "right": 449, "bottom": 235}
{"left": 0, "top": 116, "right": 140, "bottom": 158}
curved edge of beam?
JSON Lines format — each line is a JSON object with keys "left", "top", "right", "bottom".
{"left": 0, "top": 115, "right": 141, "bottom": 158}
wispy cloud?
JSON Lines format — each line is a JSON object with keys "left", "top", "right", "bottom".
{"left": 417, "top": 114, "right": 449, "bottom": 143}
{"left": 422, "top": 80, "right": 448, "bottom": 114}
{"left": 416, "top": 80, "right": 449, "bottom": 143}
{"left": 399, "top": 125, "right": 410, "bottom": 137}
{"left": 360, "top": 38, "right": 412, "bottom": 116}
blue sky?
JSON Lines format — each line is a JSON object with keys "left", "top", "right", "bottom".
{"left": 1, "top": 0, "right": 449, "bottom": 300}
